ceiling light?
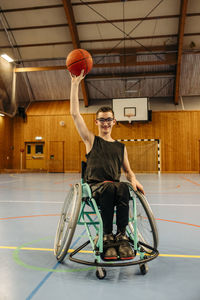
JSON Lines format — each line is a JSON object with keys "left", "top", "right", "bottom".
{"left": 1, "top": 54, "right": 14, "bottom": 62}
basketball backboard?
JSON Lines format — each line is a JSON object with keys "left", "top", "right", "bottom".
{"left": 113, "top": 98, "right": 149, "bottom": 122}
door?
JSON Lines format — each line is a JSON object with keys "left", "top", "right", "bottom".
{"left": 48, "top": 141, "right": 64, "bottom": 172}
{"left": 199, "top": 141, "right": 200, "bottom": 173}
{"left": 25, "top": 142, "right": 45, "bottom": 170}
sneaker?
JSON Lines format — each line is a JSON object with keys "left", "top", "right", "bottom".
{"left": 115, "top": 233, "right": 135, "bottom": 260}
{"left": 103, "top": 233, "right": 118, "bottom": 260}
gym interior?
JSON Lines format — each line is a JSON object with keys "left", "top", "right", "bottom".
{"left": 0, "top": 1, "right": 200, "bottom": 299}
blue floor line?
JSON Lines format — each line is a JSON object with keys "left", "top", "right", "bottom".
{"left": 26, "top": 228, "right": 87, "bottom": 300}
{"left": 26, "top": 262, "right": 59, "bottom": 300}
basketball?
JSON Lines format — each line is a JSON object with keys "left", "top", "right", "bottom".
{"left": 66, "top": 49, "right": 93, "bottom": 76}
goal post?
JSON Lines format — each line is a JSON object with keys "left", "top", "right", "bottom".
{"left": 117, "top": 139, "right": 161, "bottom": 174}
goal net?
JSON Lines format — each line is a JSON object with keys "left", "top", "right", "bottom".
{"left": 118, "top": 139, "right": 161, "bottom": 173}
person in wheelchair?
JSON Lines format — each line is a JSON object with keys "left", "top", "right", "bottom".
{"left": 70, "top": 70, "right": 145, "bottom": 261}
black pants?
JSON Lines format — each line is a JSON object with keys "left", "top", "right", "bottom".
{"left": 90, "top": 182, "right": 130, "bottom": 234}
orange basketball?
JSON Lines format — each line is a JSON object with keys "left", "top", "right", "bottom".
{"left": 66, "top": 49, "right": 93, "bottom": 76}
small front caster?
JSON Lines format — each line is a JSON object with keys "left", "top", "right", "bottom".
{"left": 140, "top": 263, "right": 149, "bottom": 275}
{"left": 96, "top": 267, "right": 107, "bottom": 279}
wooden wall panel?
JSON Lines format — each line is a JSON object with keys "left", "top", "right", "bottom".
{"left": 112, "top": 111, "right": 200, "bottom": 172}
{"left": 12, "top": 116, "right": 25, "bottom": 169}
{"left": 27, "top": 100, "right": 70, "bottom": 116}
{"left": 64, "top": 114, "right": 94, "bottom": 171}
{"left": 24, "top": 116, "right": 48, "bottom": 141}
{"left": 122, "top": 141, "right": 158, "bottom": 172}
{"left": 48, "top": 141, "right": 64, "bottom": 172}
{"left": 12, "top": 101, "right": 200, "bottom": 173}
{"left": 13, "top": 104, "right": 96, "bottom": 172}
{"left": 155, "top": 112, "right": 200, "bottom": 172}
{"left": 0, "top": 116, "right": 13, "bottom": 169}
{"left": 65, "top": 115, "right": 82, "bottom": 171}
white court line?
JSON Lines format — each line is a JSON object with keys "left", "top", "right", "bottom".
{"left": 0, "top": 201, "right": 200, "bottom": 207}
{"left": 0, "top": 180, "right": 22, "bottom": 185}
{"left": 151, "top": 203, "right": 200, "bottom": 207}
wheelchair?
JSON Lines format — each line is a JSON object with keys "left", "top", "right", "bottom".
{"left": 54, "top": 162, "right": 159, "bottom": 279}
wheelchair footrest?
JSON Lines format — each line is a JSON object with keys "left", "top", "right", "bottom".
{"left": 101, "top": 241, "right": 136, "bottom": 261}
{"left": 100, "top": 254, "right": 136, "bottom": 262}
{"left": 69, "top": 240, "right": 159, "bottom": 268}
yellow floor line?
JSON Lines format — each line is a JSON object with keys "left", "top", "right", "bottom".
{"left": 0, "top": 246, "right": 200, "bottom": 258}
{"left": 0, "top": 246, "right": 90, "bottom": 253}
{"left": 158, "top": 253, "right": 200, "bottom": 258}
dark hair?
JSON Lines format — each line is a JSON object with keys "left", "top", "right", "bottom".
{"left": 96, "top": 106, "right": 114, "bottom": 118}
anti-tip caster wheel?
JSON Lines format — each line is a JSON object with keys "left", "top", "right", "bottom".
{"left": 96, "top": 268, "right": 107, "bottom": 280}
{"left": 140, "top": 263, "right": 149, "bottom": 275}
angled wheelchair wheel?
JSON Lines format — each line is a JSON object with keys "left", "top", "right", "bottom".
{"left": 128, "top": 188, "right": 158, "bottom": 253}
{"left": 54, "top": 183, "right": 82, "bottom": 262}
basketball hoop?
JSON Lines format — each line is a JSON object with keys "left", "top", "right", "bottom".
{"left": 124, "top": 107, "right": 136, "bottom": 123}
{"left": 125, "top": 114, "right": 134, "bottom": 124}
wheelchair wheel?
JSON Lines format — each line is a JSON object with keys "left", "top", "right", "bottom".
{"left": 96, "top": 267, "right": 107, "bottom": 280}
{"left": 128, "top": 189, "right": 158, "bottom": 253}
{"left": 140, "top": 262, "right": 149, "bottom": 275}
{"left": 54, "top": 183, "right": 82, "bottom": 262}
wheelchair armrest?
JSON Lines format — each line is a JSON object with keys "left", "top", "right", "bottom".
{"left": 82, "top": 182, "right": 92, "bottom": 199}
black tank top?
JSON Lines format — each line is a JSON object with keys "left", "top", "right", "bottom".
{"left": 84, "top": 136, "right": 124, "bottom": 184}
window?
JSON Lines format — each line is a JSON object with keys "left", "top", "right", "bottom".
{"left": 35, "top": 144, "right": 43, "bottom": 154}
{"left": 27, "top": 144, "right": 31, "bottom": 154}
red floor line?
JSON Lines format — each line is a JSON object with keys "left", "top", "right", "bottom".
{"left": 156, "top": 217, "right": 200, "bottom": 228}
{"left": 180, "top": 176, "right": 200, "bottom": 186}
{"left": 0, "top": 214, "right": 60, "bottom": 220}
{"left": 0, "top": 214, "right": 200, "bottom": 228}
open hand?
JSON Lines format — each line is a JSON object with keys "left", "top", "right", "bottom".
{"left": 70, "top": 69, "right": 85, "bottom": 85}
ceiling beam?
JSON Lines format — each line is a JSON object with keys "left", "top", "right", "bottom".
{"left": 0, "top": 0, "right": 138, "bottom": 12}
{"left": 15, "top": 66, "right": 66, "bottom": 72}
{"left": 2, "top": 32, "right": 200, "bottom": 50}
{"left": 14, "top": 47, "right": 200, "bottom": 63}
{"left": 1, "top": 13, "right": 199, "bottom": 32}
{"left": 89, "top": 45, "right": 178, "bottom": 54}
{"left": 14, "top": 70, "right": 174, "bottom": 80}
{"left": 72, "top": 0, "right": 139, "bottom": 4}
{"left": 62, "top": 0, "right": 89, "bottom": 107}
{"left": 62, "top": 0, "right": 79, "bottom": 49}
{"left": 14, "top": 54, "right": 177, "bottom": 73}
{"left": 86, "top": 71, "right": 175, "bottom": 80}
{"left": 0, "top": 16, "right": 181, "bottom": 32}
{"left": 174, "top": 0, "right": 188, "bottom": 105}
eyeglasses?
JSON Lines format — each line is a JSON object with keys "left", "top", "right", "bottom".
{"left": 96, "top": 118, "right": 114, "bottom": 123}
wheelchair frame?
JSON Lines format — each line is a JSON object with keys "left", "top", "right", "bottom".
{"left": 54, "top": 167, "right": 159, "bottom": 279}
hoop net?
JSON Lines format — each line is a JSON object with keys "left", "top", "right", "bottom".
{"left": 125, "top": 114, "right": 134, "bottom": 123}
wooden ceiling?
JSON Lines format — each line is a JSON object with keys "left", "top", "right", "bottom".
{"left": 0, "top": 0, "right": 200, "bottom": 113}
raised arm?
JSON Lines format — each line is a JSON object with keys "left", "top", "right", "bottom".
{"left": 70, "top": 70, "right": 94, "bottom": 152}
{"left": 122, "top": 146, "right": 145, "bottom": 194}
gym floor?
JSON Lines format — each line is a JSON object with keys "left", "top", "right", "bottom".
{"left": 0, "top": 172, "right": 200, "bottom": 300}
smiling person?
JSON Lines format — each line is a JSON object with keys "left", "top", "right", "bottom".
{"left": 70, "top": 70, "right": 144, "bottom": 261}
